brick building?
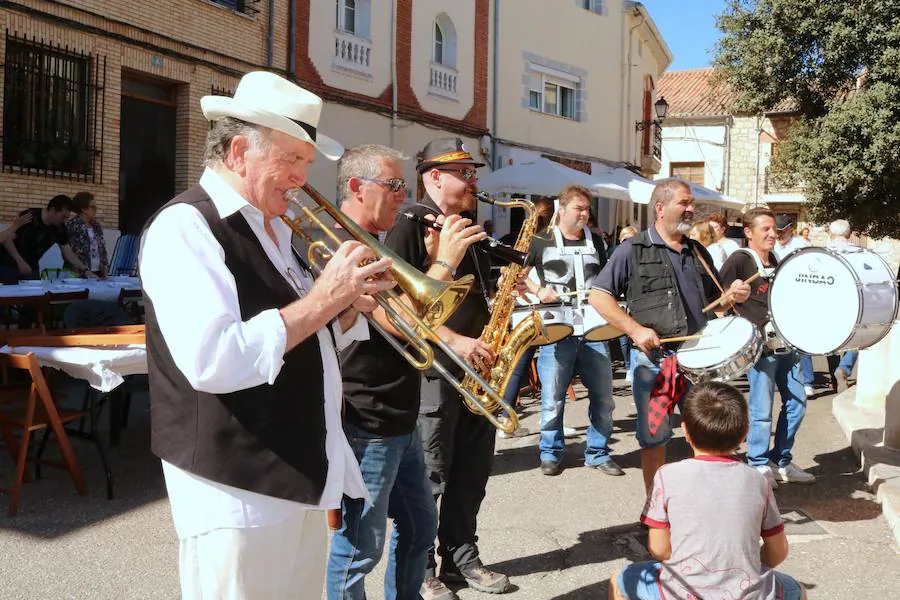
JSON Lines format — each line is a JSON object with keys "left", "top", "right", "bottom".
{"left": 0, "top": 0, "right": 489, "bottom": 253}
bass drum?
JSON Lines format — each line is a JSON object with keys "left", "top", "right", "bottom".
{"left": 510, "top": 302, "right": 573, "bottom": 347}
{"left": 769, "top": 246, "right": 898, "bottom": 355}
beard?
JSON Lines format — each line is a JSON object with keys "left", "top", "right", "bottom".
{"left": 675, "top": 220, "right": 693, "bottom": 235}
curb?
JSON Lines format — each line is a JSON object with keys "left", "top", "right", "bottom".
{"left": 832, "top": 389, "right": 900, "bottom": 548}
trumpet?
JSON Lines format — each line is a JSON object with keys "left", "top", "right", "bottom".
{"left": 281, "top": 184, "right": 519, "bottom": 433}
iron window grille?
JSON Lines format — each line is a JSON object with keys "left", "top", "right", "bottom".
{"left": 2, "top": 32, "right": 106, "bottom": 183}
{"left": 211, "top": 0, "right": 261, "bottom": 15}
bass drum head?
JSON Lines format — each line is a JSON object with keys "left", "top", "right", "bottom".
{"left": 769, "top": 248, "right": 860, "bottom": 354}
{"left": 533, "top": 323, "right": 574, "bottom": 347}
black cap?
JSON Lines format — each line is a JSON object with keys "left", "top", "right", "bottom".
{"left": 416, "top": 137, "right": 485, "bottom": 173}
{"left": 775, "top": 214, "right": 793, "bottom": 230}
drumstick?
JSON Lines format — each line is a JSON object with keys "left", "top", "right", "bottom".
{"left": 658, "top": 334, "right": 707, "bottom": 343}
{"left": 702, "top": 272, "right": 762, "bottom": 313}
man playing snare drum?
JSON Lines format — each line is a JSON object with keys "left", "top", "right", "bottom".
{"left": 719, "top": 207, "right": 815, "bottom": 489}
{"left": 589, "top": 179, "right": 750, "bottom": 491}
{"left": 527, "top": 185, "right": 621, "bottom": 478}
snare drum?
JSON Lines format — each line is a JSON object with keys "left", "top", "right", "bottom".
{"left": 510, "top": 302, "right": 574, "bottom": 346}
{"left": 769, "top": 246, "right": 899, "bottom": 355}
{"left": 676, "top": 316, "right": 763, "bottom": 384}
{"left": 579, "top": 303, "right": 623, "bottom": 342}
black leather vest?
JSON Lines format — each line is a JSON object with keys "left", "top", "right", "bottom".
{"left": 626, "top": 229, "right": 716, "bottom": 338}
{"left": 143, "top": 185, "right": 328, "bottom": 504}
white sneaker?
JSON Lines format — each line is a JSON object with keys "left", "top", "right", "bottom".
{"left": 625, "top": 370, "right": 633, "bottom": 383}
{"left": 803, "top": 385, "right": 815, "bottom": 397}
{"left": 497, "top": 425, "right": 531, "bottom": 439}
{"left": 774, "top": 462, "right": 816, "bottom": 484}
{"left": 563, "top": 426, "right": 578, "bottom": 437}
{"left": 756, "top": 465, "right": 778, "bottom": 489}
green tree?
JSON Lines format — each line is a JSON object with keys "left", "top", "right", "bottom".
{"left": 713, "top": 0, "right": 900, "bottom": 237}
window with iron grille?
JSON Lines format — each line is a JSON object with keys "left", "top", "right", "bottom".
{"left": 211, "top": 0, "right": 261, "bottom": 15}
{"left": 2, "top": 33, "right": 105, "bottom": 182}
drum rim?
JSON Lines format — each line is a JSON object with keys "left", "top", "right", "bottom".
{"left": 768, "top": 246, "right": 899, "bottom": 354}
{"left": 676, "top": 316, "right": 761, "bottom": 372}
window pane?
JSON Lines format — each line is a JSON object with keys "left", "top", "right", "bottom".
{"left": 344, "top": 0, "right": 355, "bottom": 34}
{"left": 529, "top": 90, "right": 541, "bottom": 110}
{"left": 560, "top": 86, "right": 575, "bottom": 118}
{"left": 544, "top": 82, "right": 558, "bottom": 115}
{"left": 434, "top": 23, "right": 443, "bottom": 63}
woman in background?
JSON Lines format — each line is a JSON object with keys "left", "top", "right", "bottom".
{"left": 65, "top": 191, "right": 108, "bottom": 277}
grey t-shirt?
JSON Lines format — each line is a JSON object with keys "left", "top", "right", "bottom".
{"left": 641, "top": 456, "right": 785, "bottom": 600}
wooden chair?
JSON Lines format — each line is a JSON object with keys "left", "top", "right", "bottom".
{"left": 0, "top": 352, "right": 87, "bottom": 516}
{"left": 117, "top": 287, "right": 144, "bottom": 324}
{"left": 0, "top": 294, "right": 49, "bottom": 332}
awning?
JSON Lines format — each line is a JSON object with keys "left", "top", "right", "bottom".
{"left": 762, "top": 193, "right": 807, "bottom": 204}
{"left": 627, "top": 178, "right": 746, "bottom": 211}
{"left": 477, "top": 158, "right": 630, "bottom": 200}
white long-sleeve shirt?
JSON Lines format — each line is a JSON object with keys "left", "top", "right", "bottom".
{"left": 141, "top": 168, "right": 369, "bottom": 539}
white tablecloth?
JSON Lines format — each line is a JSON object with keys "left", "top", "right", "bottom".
{"left": 0, "top": 277, "right": 141, "bottom": 303}
{"left": 0, "top": 344, "right": 147, "bottom": 392}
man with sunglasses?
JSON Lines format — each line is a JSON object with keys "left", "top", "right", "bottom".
{"left": 380, "top": 138, "right": 509, "bottom": 598}
{"left": 327, "top": 144, "right": 483, "bottom": 600}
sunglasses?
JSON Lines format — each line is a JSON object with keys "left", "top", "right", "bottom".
{"left": 360, "top": 177, "right": 407, "bottom": 193}
{"left": 436, "top": 167, "right": 477, "bottom": 181}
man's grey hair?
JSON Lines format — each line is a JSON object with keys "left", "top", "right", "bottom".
{"left": 204, "top": 117, "right": 272, "bottom": 166}
{"left": 829, "top": 219, "right": 851, "bottom": 239}
{"left": 337, "top": 144, "right": 409, "bottom": 202}
{"left": 650, "top": 177, "right": 692, "bottom": 207}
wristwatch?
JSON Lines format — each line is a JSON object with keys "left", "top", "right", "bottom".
{"left": 433, "top": 260, "right": 456, "bottom": 276}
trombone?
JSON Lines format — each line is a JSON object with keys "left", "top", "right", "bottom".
{"left": 281, "top": 184, "right": 519, "bottom": 433}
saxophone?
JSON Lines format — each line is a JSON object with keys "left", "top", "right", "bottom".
{"left": 460, "top": 193, "right": 551, "bottom": 424}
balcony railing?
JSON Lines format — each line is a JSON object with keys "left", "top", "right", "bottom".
{"left": 333, "top": 30, "right": 371, "bottom": 76}
{"left": 429, "top": 63, "right": 458, "bottom": 99}
{"left": 652, "top": 124, "right": 662, "bottom": 160}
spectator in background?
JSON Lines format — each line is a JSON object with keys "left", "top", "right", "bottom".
{"left": 613, "top": 226, "right": 638, "bottom": 381}
{"left": 689, "top": 220, "right": 727, "bottom": 271}
{"left": 0, "top": 194, "right": 97, "bottom": 280}
{"left": 0, "top": 211, "right": 35, "bottom": 281}
{"left": 66, "top": 191, "right": 109, "bottom": 278}
{"left": 708, "top": 213, "right": 740, "bottom": 262}
{"left": 800, "top": 226, "right": 810, "bottom": 242}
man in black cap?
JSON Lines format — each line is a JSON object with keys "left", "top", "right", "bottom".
{"left": 773, "top": 214, "right": 809, "bottom": 261}
{"left": 385, "top": 137, "right": 511, "bottom": 598}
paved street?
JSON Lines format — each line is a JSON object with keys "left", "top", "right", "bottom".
{"left": 1, "top": 361, "right": 899, "bottom": 599}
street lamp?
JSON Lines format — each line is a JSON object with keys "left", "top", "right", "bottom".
{"left": 635, "top": 96, "right": 669, "bottom": 131}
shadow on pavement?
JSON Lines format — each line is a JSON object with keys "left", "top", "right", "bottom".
{"left": 0, "top": 386, "right": 167, "bottom": 538}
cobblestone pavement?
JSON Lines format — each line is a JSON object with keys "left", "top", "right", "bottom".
{"left": 1, "top": 359, "right": 898, "bottom": 599}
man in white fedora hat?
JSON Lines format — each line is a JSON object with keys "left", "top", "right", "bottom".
{"left": 139, "top": 71, "right": 396, "bottom": 599}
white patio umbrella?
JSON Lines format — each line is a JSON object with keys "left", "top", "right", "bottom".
{"left": 627, "top": 178, "right": 745, "bottom": 211}
{"left": 477, "top": 158, "right": 630, "bottom": 200}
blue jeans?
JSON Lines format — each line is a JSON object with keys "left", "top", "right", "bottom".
{"left": 617, "top": 562, "right": 803, "bottom": 600}
{"left": 798, "top": 354, "right": 814, "bottom": 386}
{"left": 500, "top": 346, "right": 536, "bottom": 417}
{"left": 618, "top": 336, "right": 632, "bottom": 370}
{"left": 746, "top": 352, "right": 807, "bottom": 468}
{"left": 326, "top": 424, "right": 437, "bottom": 600}
{"left": 631, "top": 349, "right": 691, "bottom": 448}
{"left": 837, "top": 350, "right": 858, "bottom": 376}
{"left": 536, "top": 336, "right": 613, "bottom": 465}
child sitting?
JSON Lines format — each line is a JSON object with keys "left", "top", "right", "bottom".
{"left": 610, "top": 381, "right": 807, "bottom": 600}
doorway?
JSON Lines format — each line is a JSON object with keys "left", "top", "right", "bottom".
{"left": 118, "top": 73, "right": 176, "bottom": 234}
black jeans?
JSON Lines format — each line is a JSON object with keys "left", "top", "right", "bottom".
{"left": 418, "top": 376, "right": 496, "bottom": 574}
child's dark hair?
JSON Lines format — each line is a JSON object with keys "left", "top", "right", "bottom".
{"left": 682, "top": 382, "right": 748, "bottom": 453}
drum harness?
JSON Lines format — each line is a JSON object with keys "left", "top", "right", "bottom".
{"left": 550, "top": 225, "right": 596, "bottom": 336}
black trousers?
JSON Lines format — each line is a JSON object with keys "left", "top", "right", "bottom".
{"left": 418, "top": 375, "right": 496, "bottom": 574}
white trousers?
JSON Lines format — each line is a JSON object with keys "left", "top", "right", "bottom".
{"left": 178, "top": 509, "right": 327, "bottom": 600}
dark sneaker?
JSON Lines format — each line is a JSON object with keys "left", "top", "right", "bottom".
{"left": 587, "top": 459, "right": 625, "bottom": 476}
{"left": 421, "top": 575, "right": 458, "bottom": 600}
{"left": 540, "top": 460, "right": 562, "bottom": 476}
{"left": 442, "top": 565, "right": 511, "bottom": 594}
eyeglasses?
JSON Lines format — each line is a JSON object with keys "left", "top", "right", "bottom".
{"left": 436, "top": 167, "right": 477, "bottom": 181}
{"left": 360, "top": 177, "right": 407, "bottom": 193}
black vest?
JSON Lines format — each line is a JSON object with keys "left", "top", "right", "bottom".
{"left": 626, "top": 230, "right": 718, "bottom": 338}
{"left": 143, "top": 185, "right": 328, "bottom": 504}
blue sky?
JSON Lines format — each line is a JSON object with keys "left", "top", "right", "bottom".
{"left": 640, "top": 0, "right": 725, "bottom": 71}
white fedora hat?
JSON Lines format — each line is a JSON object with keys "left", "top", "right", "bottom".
{"left": 201, "top": 71, "right": 344, "bottom": 161}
